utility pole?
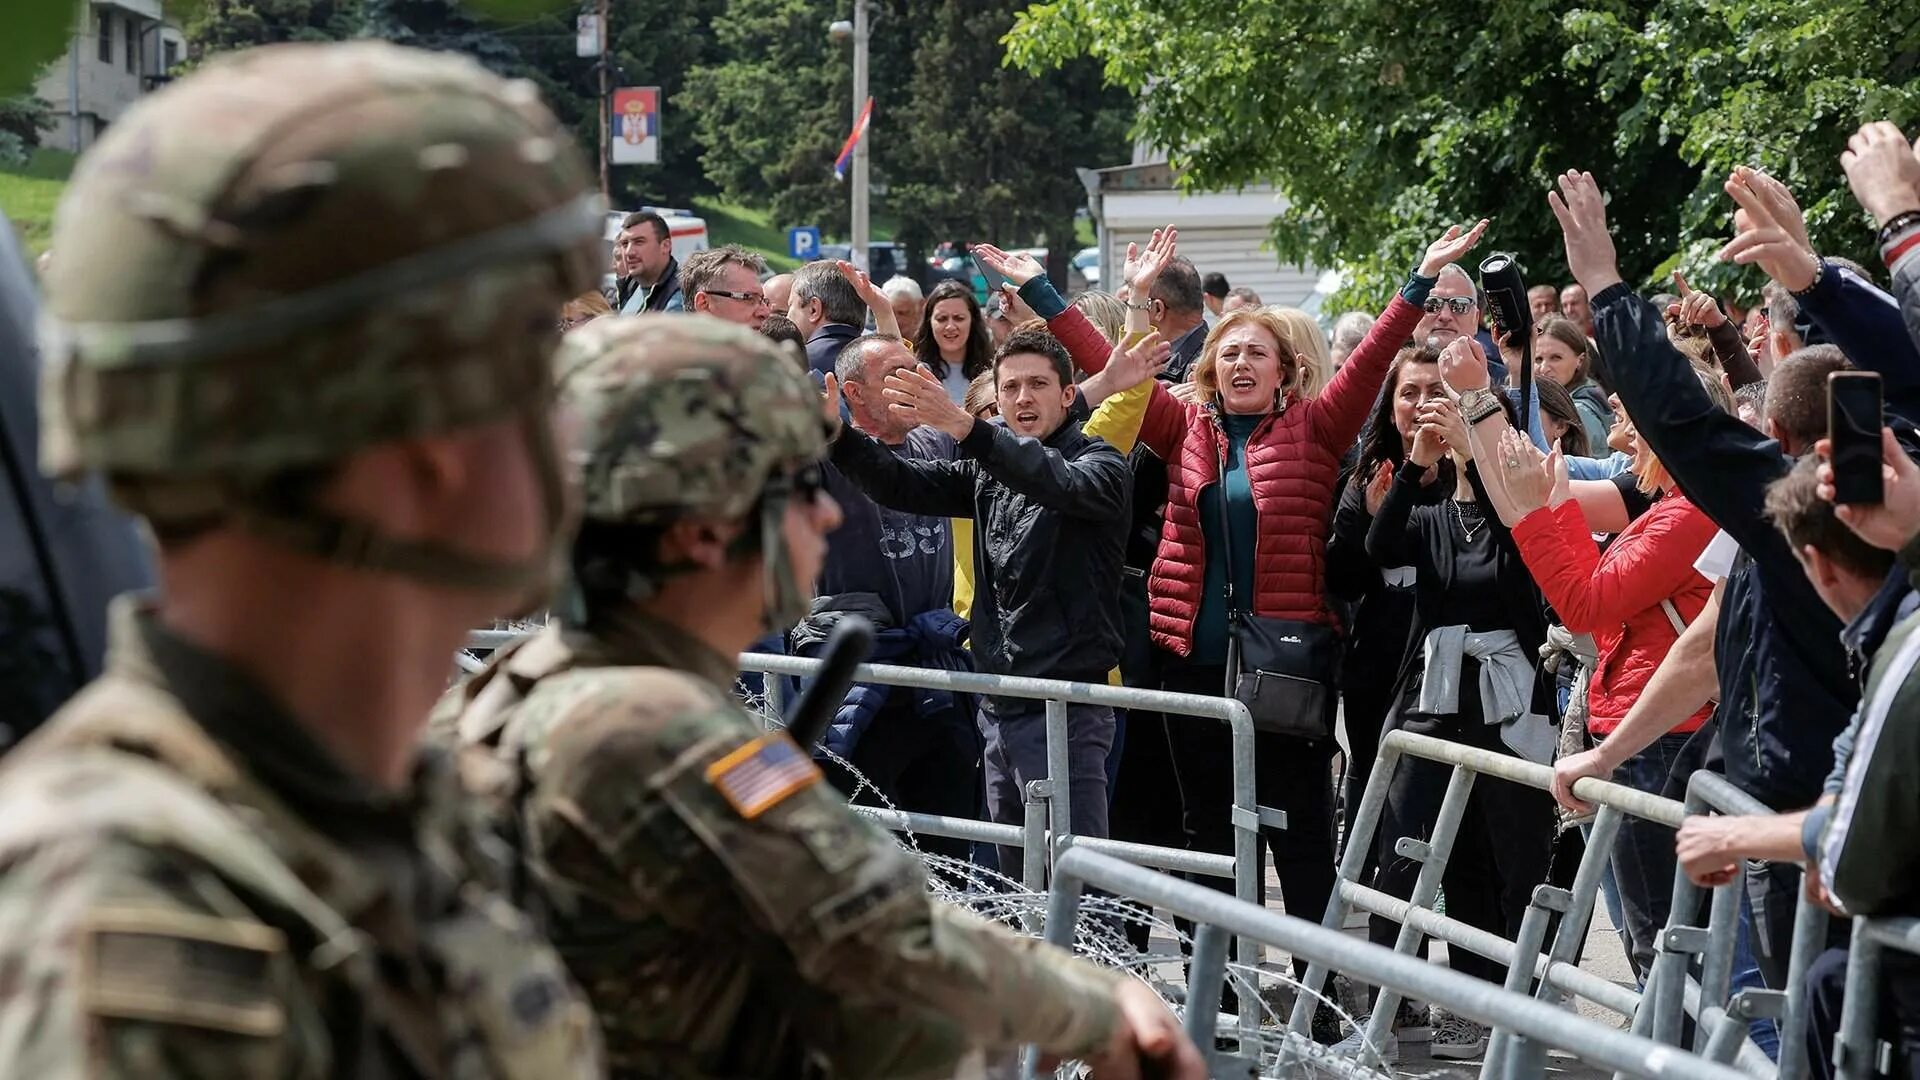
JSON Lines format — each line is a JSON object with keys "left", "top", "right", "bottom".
{"left": 596, "top": 0, "right": 610, "bottom": 203}
{"left": 849, "top": 0, "right": 869, "bottom": 272}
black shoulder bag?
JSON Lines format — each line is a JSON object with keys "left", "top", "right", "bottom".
{"left": 1213, "top": 413, "right": 1340, "bottom": 740}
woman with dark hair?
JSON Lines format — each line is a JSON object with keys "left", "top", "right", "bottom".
{"left": 1359, "top": 349, "right": 1558, "bottom": 1061}
{"left": 1534, "top": 378, "right": 1592, "bottom": 458}
{"left": 1327, "top": 346, "right": 1452, "bottom": 895}
{"left": 917, "top": 279, "right": 994, "bottom": 403}
{"left": 1533, "top": 315, "right": 1614, "bottom": 447}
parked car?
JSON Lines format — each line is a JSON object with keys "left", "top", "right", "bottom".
{"left": 1071, "top": 246, "right": 1099, "bottom": 290}
{"left": 816, "top": 242, "right": 909, "bottom": 284}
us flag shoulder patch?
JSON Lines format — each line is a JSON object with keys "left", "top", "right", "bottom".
{"left": 705, "top": 733, "right": 823, "bottom": 819}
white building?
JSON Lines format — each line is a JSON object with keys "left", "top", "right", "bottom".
{"left": 1078, "top": 159, "right": 1339, "bottom": 317}
{"left": 35, "top": 0, "right": 187, "bottom": 154}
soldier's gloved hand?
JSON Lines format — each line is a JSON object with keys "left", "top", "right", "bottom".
{"left": 1083, "top": 980, "right": 1208, "bottom": 1080}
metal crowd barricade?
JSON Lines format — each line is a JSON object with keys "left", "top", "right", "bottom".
{"left": 1044, "top": 847, "right": 1754, "bottom": 1080}
{"left": 739, "top": 650, "right": 1275, "bottom": 1027}
{"left": 1286, "top": 730, "right": 1794, "bottom": 1079}
{"left": 462, "top": 635, "right": 1272, "bottom": 923}
{"left": 1836, "top": 916, "right": 1920, "bottom": 1080}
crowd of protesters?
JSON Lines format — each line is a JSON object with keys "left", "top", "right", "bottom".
{"left": 585, "top": 120, "right": 1920, "bottom": 1072}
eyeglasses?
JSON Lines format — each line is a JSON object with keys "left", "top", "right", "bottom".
{"left": 1423, "top": 296, "right": 1476, "bottom": 316}
{"left": 704, "top": 288, "right": 770, "bottom": 307}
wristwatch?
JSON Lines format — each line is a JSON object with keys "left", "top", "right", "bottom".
{"left": 1458, "top": 387, "right": 1502, "bottom": 424}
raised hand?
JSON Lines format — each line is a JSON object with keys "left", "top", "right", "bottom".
{"left": 1078, "top": 331, "right": 1170, "bottom": 407}
{"left": 1547, "top": 444, "right": 1571, "bottom": 507}
{"left": 1417, "top": 218, "right": 1491, "bottom": 277}
{"left": 1547, "top": 170, "right": 1623, "bottom": 295}
{"left": 1719, "top": 167, "right": 1818, "bottom": 291}
{"left": 835, "top": 260, "right": 898, "bottom": 337}
{"left": 1499, "top": 428, "right": 1552, "bottom": 517}
{"left": 1408, "top": 415, "right": 1449, "bottom": 468}
{"left": 1108, "top": 331, "right": 1170, "bottom": 391}
{"left": 1000, "top": 282, "right": 1038, "bottom": 326}
{"left": 882, "top": 363, "right": 977, "bottom": 440}
{"left": 1816, "top": 427, "right": 1920, "bottom": 551}
{"left": 1123, "top": 225, "right": 1178, "bottom": 295}
{"left": 969, "top": 243, "right": 1045, "bottom": 287}
{"left": 1364, "top": 460, "right": 1394, "bottom": 515}
{"left": 1438, "top": 335, "right": 1491, "bottom": 394}
{"left": 821, "top": 372, "right": 845, "bottom": 432}
{"left": 1840, "top": 121, "right": 1920, "bottom": 226}
{"left": 1668, "top": 271, "right": 1726, "bottom": 329}
{"left": 1420, "top": 398, "right": 1472, "bottom": 460}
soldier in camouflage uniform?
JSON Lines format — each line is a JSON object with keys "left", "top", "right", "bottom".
{"left": 436, "top": 315, "right": 1206, "bottom": 1079}
{"left": 0, "top": 43, "right": 606, "bottom": 1077}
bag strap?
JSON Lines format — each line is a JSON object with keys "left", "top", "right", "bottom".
{"left": 1210, "top": 413, "right": 1247, "bottom": 695}
{"left": 1660, "top": 598, "right": 1688, "bottom": 636}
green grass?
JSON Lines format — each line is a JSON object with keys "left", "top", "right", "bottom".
{"left": 692, "top": 196, "right": 806, "bottom": 272}
{"left": 0, "top": 150, "right": 74, "bottom": 258}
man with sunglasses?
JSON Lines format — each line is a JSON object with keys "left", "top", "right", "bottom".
{"left": 1415, "top": 264, "right": 1507, "bottom": 385}
{"left": 438, "top": 316, "right": 1202, "bottom": 1080}
{"left": 683, "top": 244, "right": 772, "bottom": 331}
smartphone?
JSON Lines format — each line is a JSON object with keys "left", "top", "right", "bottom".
{"left": 1828, "top": 371, "right": 1884, "bottom": 505}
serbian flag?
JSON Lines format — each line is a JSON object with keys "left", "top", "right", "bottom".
{"left": 833, "top": 98, "right": 873, "bottom": 181}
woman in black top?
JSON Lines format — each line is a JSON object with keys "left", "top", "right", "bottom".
{"left": 1327, "top": 346, "right": 1453, "bottom": 881}
{"left": 1358, "top": 389, "right": 1558, "bottom": 1058}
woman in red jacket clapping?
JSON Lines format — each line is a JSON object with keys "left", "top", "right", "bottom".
{"left": 1480, "top": 366, "right": 1732, "bottom": 981}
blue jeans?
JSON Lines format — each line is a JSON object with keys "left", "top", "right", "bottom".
{"left": 1732, "top": 886, "right": 1780, "bottom": 1059}
{"left": 1608, "top": 732, "right": 1694, "bottom": 979}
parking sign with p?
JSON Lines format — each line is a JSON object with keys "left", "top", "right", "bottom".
{"left": 788, "top": 226, "right": 821, "bottom": 260}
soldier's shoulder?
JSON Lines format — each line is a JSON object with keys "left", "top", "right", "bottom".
{"left": 520, "top": 664, "right": 756, "bottom": 755}
{"left": 0, "top": 823, "right": 321, "bottom": 1076}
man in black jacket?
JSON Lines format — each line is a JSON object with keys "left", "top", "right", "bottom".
{"left": 1548, "top": 169, "right": 1859, "bottom": 989}
{"left": 828, "top": 327, "right": 1131, "bottom": 845}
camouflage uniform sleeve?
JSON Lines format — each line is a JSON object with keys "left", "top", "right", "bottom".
{"left": 0, "top": 833, "right": 329, "bottom": 1079}
{"left": 527, "top": 671, "right": 1122, "bottom": 1061}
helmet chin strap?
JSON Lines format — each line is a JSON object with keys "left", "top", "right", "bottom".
{"left": 230, "top": 406, "right": 575, "bottom": 616}
{"left": 758, "top": 492, "right": 811, "bottom": 633}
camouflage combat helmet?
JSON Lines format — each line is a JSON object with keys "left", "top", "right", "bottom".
{"left": 554, "top": 315, "right": 836, "bottom": 628}
{"left": 37, "top": 41, "right": 602, "bottom": 594}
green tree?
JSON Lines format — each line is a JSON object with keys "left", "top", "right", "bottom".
{"left": 681, "top": 0, "right": 852, "bottom": 233}
{"left": 603, "top": 0, "right": 727, "bottom": 208}
{"left": 1007, "top": 0, "right": 1920, "bottom": 310}
{"left": 181, "top": 0, "right": 363, "bottom": 56}
{"left": 883, "top": 0, "right": 1129, "bottom": 277}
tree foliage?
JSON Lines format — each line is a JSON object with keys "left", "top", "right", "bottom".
{"left": 681, "top": 0, "right": 855, "bottom": 233}
{"left": 683, "top": 0, "right": 1130, "bottom": 259}
{"left": 881, "top": 1, "right": 1128, "bottom": 271}
{"left": 1007, "top": 0, "right": 1920, "bottom": 310}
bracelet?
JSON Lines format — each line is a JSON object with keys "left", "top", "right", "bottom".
{"left": 1788, "top": 250, "right": 1826, "bottom": 298}
{"left": 1123, "top": 299, "right": 1152, "bottom": 310}
{"left": 1877, "top": 209, "right": 1920, "bottom": 245}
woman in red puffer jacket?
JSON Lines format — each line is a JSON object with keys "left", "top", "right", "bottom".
{"left": 972, "top": 220, "right": 1489, "bottom": 999}
{"left": 1483, "top": 365, "right": 1733, "bottom": 980}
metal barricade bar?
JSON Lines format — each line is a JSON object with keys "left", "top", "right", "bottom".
{"left": 735, "top": 650, "right": 1268, "bottom": 1030}
{"left": 1046, "top": 848, "right": 1753, "bottom": 1080}
{"left": 1291, "top": 730, "right": 1781, "bottom": 1077}
{"left": 1836, "top": 916, "right": 1920, "bottom": 1080}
